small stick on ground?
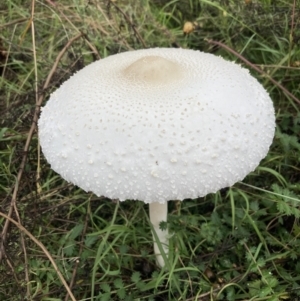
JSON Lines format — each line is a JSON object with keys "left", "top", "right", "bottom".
{"left": 0, "top": 33, "right": 84, "bottom": 263}
{"left": 0, "top": 212, "right": 77, "bottom": 301}
{"left": 109, "top": 0, "right": 147, "bottom": 48}
{"left": 206, "top": 39, "right": 300, "bottom": 105}
{"left": 64, "top": 203, "right": 90, "bottom": 301}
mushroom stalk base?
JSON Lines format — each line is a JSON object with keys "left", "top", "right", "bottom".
{"left": 149, "top": 202, "right": 168, "bottom": 268}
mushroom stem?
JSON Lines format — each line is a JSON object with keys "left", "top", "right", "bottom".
{"left": 149, "top": 201, "right": 169, "bottom": 268}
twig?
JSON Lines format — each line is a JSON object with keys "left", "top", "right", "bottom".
{"left": 0, "top": 212, "right": 77, "bottom": 301}
{"left": 42, "top": 33, "right": 83, "bottom": 90}
{"left": 64, "top": 205, "right": 90, "bottom": 301}
{"left": 2, "top": 248, "right": 20, "bottom": 283}
{"left": 81, "top": 32, "right": 101, "bottom": 60}
{"left": 290, "top": 0, "right": 296, "bottom": 44}
{"left": 288, "top": 0, "right": 296, "bottom": 66}
{"left": 93, "top": 0, "right": 133, "bottom": 50}
{"left": 185, "top": 287, "right": 219, "bottom": 301}
{"left": 20, "top": 2, "right": 38, "bottom": 297}
{"left": 0, "top": 18, "right": 28, "bottom": 29}
{"left": 109, "top": 0, "right": 147, "bottom": 48}
{"left": 206, "top": 39, "right": 300, "bottom": 105}
{"left": 0, "top": 33, "right": 83, "bottom": 263}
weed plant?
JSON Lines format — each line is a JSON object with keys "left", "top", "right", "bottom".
{"left": 0, "top": 0, "right": 300, "bottom": 300}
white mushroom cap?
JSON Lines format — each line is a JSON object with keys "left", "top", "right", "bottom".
{"left": 38, "top": 48, "right": 275, "bottom": 203}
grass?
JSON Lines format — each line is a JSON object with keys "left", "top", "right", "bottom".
{"left": 0, "top": 0, "right": 300, "bottom": 300}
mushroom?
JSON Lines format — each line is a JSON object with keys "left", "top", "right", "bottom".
{"left": 38, "top": 48, "right": 275, "bottom": 268}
